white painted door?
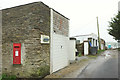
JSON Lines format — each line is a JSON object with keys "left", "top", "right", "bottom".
{"left": 52, "top": 34, "right": 69, "bottom": 73}
{"left": 84, "top": 42, "right": 89, "bottom": 56}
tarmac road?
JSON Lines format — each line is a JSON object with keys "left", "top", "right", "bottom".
{"left": 77, "top": 50, "right": 118, "bottom": 78}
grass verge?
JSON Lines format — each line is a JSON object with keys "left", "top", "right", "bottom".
{"left": 97, "top": 50, "right": 105, "bottom": 54}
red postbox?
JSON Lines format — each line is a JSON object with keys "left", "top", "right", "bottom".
{"left": 13, "top": 43, "right": 21, "bottom": 64}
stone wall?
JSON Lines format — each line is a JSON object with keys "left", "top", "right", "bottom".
{"left": 2, "top": 2, "right": 50, "bottom": 78}
{"left": 0, "top": 10, "right": 2, "bottom": 76}
{"left": 53, "top": 10, "right": 69, "bottom": 37}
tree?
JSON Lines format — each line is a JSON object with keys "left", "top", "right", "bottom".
{"left": 108, "top": 11, "right": 120, "bottom": 41}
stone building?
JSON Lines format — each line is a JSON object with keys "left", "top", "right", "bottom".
{"left": 0, "top": 2, "right": 70, "bottom": 78}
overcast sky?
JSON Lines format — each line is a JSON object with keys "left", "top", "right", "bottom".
{"left": 0, "top": 0, "right": 119, "bottom": 42}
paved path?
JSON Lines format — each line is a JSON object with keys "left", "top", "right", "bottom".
{"left": 77, "top": 50, "right": 118, "bottom": 78}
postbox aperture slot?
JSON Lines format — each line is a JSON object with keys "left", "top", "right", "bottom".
{"left": 14, "top": 46, "right": 19, "bottom": 48}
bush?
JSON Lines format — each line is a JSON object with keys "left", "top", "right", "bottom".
{"left": 1, "top": 74, "right": 16, "bottom": 80}
{"left": 78, "top": 52, "right": 82, "bottom": 57}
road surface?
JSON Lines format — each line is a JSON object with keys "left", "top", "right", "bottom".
{"left": 77, "top": 50, "right": 118, "bottom": 78}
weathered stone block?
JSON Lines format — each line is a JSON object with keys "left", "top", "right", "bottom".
{"left": 2, "top": 2, "right": 50, "bottom": 78}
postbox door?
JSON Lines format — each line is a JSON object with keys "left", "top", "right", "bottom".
{"left": 13, "top": 43, "right": 21, "bottom": 64}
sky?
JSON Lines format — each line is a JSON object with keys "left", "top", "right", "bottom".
{"left": 0, "top": 0, "right": 119, "bottom": 42}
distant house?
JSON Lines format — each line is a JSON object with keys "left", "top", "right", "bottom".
{"left": 73, "top": 33, "right": 99, "bottom": 56}
{"left": 73, "top": 33, "right": 99, "bottom": 47}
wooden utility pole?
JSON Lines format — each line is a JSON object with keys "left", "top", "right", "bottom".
{"left": 97, "top": 17, "right": 101, "bottom": 50}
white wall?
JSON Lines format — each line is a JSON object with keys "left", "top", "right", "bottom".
{"left": 76, "top": 36, "right": 88, "bottom": 44}
{"left": 97, "top": 40, "right": 99, "bottom": 50}
{"left": 69, "top": 40, "right": 76, "bottom": 61}
{"left": 84, "top": 42, "right": 89, "bottom": 56}
{"left": 101, "top": 44, "right": 104, "bottom": 50}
